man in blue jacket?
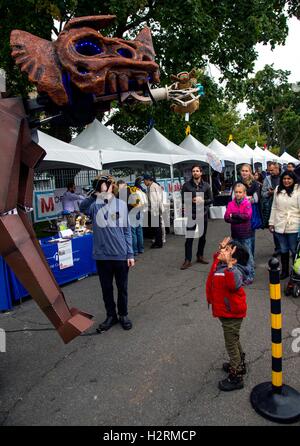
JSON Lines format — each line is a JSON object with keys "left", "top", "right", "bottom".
{"left": 80, "top": 176, "right": 135, "bottom": 332}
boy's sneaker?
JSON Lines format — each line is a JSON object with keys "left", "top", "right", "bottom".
{"left": 222, "top": 353, "right": 247, "bottom": 375}
{"left": 219, "top": 367, "right": 244, "bottom": 391}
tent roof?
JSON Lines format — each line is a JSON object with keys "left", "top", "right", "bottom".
{"left": 137, "top": 127, "right": 211, "bottom": 166}
{"left": 72, "top": 119, "right": 141, "bottom": 152}
{"left": 37, "top": 131, "right": 102, "bottom": 170}
{"left": 279, "top": 151, "right": 300, "bottom": 165}
{"left": 253, "top": 146, "right": 280, "bottom": 163}
{"left": 227, "top": 141, "right": 252, "bottom": 164}
{"left": 243, "top": 144, "right": 255, "bottom": 158}
{"left": 208, "top": 138, "right": 239, "bottom": 163}
{"left": 180, "top": 134, "right": 222, "bottom": 172}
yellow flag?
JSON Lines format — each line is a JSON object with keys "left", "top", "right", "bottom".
{"left": 227, "top": 134, "right": 233, "bottom": 144}
{"left": 185, "top": 125, "right": 191, "bottom": 136}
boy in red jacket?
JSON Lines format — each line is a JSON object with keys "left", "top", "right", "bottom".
{"left": 206, "top": 237, "right": 250, "bottom": 391}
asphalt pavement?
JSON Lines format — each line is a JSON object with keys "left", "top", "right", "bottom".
{"left": 0, "top": 219, "right": 300, "bottom": 426}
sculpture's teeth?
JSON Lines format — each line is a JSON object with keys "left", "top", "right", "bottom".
{"left": 118, "top": 74, "right": 128, "bottom": 92}
{"left": 108, "top": 73, "right": 117, "bottom": 93}
{"left": 152, "top": 70, "right": 160, "bottom": 83}
{"left": 136, "top": 76, "right": 145, "bottom": 86}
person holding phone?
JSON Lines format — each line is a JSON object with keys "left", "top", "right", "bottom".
{"left": 80, "top": 175, "right": 135, "bottom": 332}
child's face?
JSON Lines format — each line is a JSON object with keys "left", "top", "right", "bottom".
{"left": 234, "top": 186, "right": 246, "bottom": 201}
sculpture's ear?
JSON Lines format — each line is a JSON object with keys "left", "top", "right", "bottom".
{"left": 10, "top": 30, "right": 68, "bottom": 106}
{"left": 134, "top": 27, "right": 155, "bottom": 55}
{"left": 63, "top": 15, "right": 116, "bottom": 31}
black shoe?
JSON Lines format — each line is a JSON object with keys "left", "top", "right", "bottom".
{"left": 219, "top": 368, "right": 244, "bottom": 391}
{"left": 223, "top": 353, "right": 247, "bottom": 375}
{"left": 119, "top": 315, "right": 132, "bottom": 330}
{"left": 96, "top": 316, "right": 118, "bottom": 332}
{"left": 150, "top": 244, "right": 163, "bottom": 249}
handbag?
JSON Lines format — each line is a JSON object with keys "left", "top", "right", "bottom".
{"left": 251, "top": 202, "right": 263, "bottom": 230}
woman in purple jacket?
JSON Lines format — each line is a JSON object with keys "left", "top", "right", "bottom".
{"left": 225, "top": 183, "right": 254, "bottom": 284}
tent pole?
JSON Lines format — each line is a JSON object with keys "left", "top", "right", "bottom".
{"left": 208, "top": 165, "right": 212, "bottom": 187}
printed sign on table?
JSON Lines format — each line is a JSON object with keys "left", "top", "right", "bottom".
{"left": 58, "top": 240, "right": 74, "bottom": 270}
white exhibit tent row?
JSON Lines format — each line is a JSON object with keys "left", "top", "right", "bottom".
{"left": 227, "top": 141, "right": 252, "bottom": 164}
{"left": 279, "top": 151, "right": 300, "bottom": 165}
{"left": 37, "top": 131, "right": 102, "bottom": 170}
{"left": 253, "top": 145, "right": 280, "bottom": 169}
{"left": 72, "top": 119, "right": 141, "bottom": 153}
{"left": 179, "top": 134, "right": 223, "bottom": 172}
{"left": 72, "top": 119, "right": 178, "bottom": 167}
{"left": 136, "top": 127, "right": 208, "bottom": 163}
{"left": 208, "top": 138, "right": 240, "bottom": 165}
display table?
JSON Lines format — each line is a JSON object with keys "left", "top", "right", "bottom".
{"left": 0, "top": 233, "right": 96, "bottom": 309}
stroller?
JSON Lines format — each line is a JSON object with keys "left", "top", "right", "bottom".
{"left": 284, "top": 240, "right": 300, "bottom": 298}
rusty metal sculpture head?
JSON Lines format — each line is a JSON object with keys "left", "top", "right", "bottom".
{"left": 10, "top": 15, "right": 160, "bottom": 108}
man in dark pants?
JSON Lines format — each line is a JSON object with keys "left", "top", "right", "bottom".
{"left": 181, "top": 165, "right": 213, "bottom": 270}
{"left": 261, "top": 162, "right": 281, "bottom": 256}
{"left": 80, "top": 176, "right": 134, "bottom": 332}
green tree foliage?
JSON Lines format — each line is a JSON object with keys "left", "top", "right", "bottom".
{"left": 1, "top": 0, "right": 299, "bottom": 147}
{"left": 244, "top": 65, "right": 300, "bottom": 155}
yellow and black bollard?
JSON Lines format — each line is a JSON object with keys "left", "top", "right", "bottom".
{"left": 250, "top": 257, "right": 300, "bottom": 423}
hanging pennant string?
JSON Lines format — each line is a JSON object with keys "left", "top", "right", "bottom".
{"left": 227, "top": 133, "right": 233, "bottom": 144}
{"left": 185, "top": 124, "right": 191, "bottom": 136}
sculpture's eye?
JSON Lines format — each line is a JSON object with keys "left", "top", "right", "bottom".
{"left": 75, "top": 39, "right": 102, "bottom": 56}
{"left": 117, "top": 48, "right": 133, "bottom": 58}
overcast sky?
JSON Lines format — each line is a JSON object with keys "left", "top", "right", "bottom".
{"left": 209, "top": 16, "right": 300, "bottom": 88}
{"left": 255, "top": 16, "right": 300, "bottom": 83}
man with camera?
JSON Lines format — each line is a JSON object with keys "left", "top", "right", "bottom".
{"left": 79, "top": 175, "right": 135, "bottom": 332}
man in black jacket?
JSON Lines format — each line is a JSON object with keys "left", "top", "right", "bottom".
{"left": 180, "top": 165, "right": 213, "bottom": 269}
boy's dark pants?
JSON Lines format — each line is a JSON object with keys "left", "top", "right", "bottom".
{"left": 96, "top": 260, "right": 129, "bottom": 317}
{"left": 219, "top": 317, "right": 244, "bottom": 369}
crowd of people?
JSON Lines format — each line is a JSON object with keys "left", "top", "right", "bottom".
{"left": 59, "top": 159, "right": 300, "bottom": 392}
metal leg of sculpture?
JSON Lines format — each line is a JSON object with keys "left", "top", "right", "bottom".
{"left": 0, "top": 98, "right": 94, "bottom": 343}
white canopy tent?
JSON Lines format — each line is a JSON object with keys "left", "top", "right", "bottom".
{"left": 72, "top": 119, "right": 181, "bottom": 167}
{"left": 243, "top": 144, "right": 256, "bottom": 161}
{"left": 72, "top": 119, "right": 141, "bottom": 153}
{"left": 208, "top": 139, "right": 240, "bottom": 164}
{"left": 136, "top": 127, "right": 207, "bottom": 164}
{"left": 253, "top": 145, "right": 280, "bottom": 169}
{"left": 37, "top": 131, "right": 102, "bottom": 170}
{"left": 179, "top": 134, "right": 223, "bottom": 172}
{"left": 279, "top": 151, "right": 300, "bottom": 165}
{"left": 227, "top": 141, "right": 252, "bottom": 164}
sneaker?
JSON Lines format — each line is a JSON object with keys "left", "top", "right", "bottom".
{"left": 96, "top": 316, "right": 118, "bottom": 333}
{"left": 218, "top": 368, "right": 244, "bottom": 391}
{"left": 119, "top": 315, "right": 132, "bottom": 330}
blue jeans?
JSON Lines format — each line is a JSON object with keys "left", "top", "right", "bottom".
{"left": 233, "top": 238, "right": 255, "bottom": 281}
{"left": 131, "top": 212, "right": 144, "bottom": 255}
{"left": 275, "top": 232, "right": 298, "bottom": 258}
